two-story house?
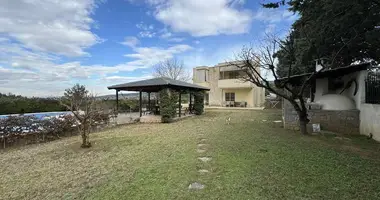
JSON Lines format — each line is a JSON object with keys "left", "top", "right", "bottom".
{"left": 193, "top": 61, "right": 265, "bottom": 108}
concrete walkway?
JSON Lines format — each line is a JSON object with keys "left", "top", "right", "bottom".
{"left": 205, "top": 106, "right": 264, "bottom": 110}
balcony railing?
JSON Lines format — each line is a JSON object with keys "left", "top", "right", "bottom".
{"left": 218, "top": 79, "right": 252, "bottom": 88}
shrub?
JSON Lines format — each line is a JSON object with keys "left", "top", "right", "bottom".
{"left": 159, "top": 89, "right": 178, "bottom": 123}
{"left": 0, "top": 114, "right": 78, "bottom": 148}
{"left": 194, "top": 91, "right": 205, "bottom": 115}
{"left": 0, "top": 115, "right": 40, "bottom": 140}
{"left": 40, "top": 115, "right": 77, "bottom": 139}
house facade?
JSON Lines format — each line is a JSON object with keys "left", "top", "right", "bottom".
{"left": 193, "top": 61, "right": 265, "bottom": 108}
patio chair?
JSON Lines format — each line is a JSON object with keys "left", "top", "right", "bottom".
{"left": 226, "top": 101, "right": 235, "bottom": 107}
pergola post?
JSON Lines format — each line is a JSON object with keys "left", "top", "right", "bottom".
{"left": 148, "top": 92, "right": 151, "bottom": 111}
{"left": 139, "top": 91, "right": 142, "bottom": 117}
{"left": 189, "top": 92, "right": 192, "bottom": 113}
{"left": 116, "top": 90, "right": 119, "bottom": 113}
{"left": 178, "top": 92, "right": 182, "bottom": 117}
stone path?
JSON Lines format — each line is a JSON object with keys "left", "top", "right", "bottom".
{"left": 198, "top": 169, "right": 209, "bottom": 174}
{"left": 198, "top": 157, "right": 212, "bottom": 162}
{"left": 189, "top": 122, "right": 215, "bottom": 190}
{"left": 197, "top": 149, "right": 206, "bottom": 153}
{"left": 188, "top": 182, "right": 205, "bottom": 190}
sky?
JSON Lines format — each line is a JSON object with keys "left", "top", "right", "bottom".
{"left": 0, "top": 0, "right": 297, "bottom": 97}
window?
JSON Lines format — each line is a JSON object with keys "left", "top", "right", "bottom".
{"left": 219, "top": 70, "right": 244, "bottom": 80}
{"left": 196, "top": 69, "right": 208, "bottom": 82}
{"left": 365, "top": 72, "right": 380, "bottom": 104}
{"left": 225, "top": 92, "right": 235, "bottom": 101}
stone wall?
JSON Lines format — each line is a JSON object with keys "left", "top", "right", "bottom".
{"left": 283, "top": 100, "right": 360, "bottom": 135}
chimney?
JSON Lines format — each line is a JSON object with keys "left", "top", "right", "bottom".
{"left": 315, "top": 58, "right": 329, "bottom": 72}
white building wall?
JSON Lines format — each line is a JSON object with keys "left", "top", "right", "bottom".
{"left": 193, "top": 63, "right": 264, "bottom": 108}
{"left": 314, "top": 78, "right": 329, "bottom": 101}
{"left": 313, "top": 69, "right": 380, "bottom": 141}
{"left": 314, "top": 70, "right": 368, "bottom": 109}
{"left": 360, "top": 104, "right": 380, "bottom": 141}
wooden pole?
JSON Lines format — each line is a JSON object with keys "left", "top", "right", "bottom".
{"left": 179, "top": 92, "right": 182, "bottom": 117}
{"left": 139, "top": 91, "right": 142, "bottom": 117}
{"left": 189, "top": 92, "right": 192, "bottom": 113}
{"left": 116, "top": 90, "right": 119, "bottom": 113}
{"left": 148, "top": 92, "right": 151, "bottom": 111}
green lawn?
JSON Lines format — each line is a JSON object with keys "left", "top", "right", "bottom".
{"left": 1, "top": 110, "right": 380, "bottom": 200}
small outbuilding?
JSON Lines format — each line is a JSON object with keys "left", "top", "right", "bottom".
{"left": 280, "top": 62, "right": 380, "bottom": 140}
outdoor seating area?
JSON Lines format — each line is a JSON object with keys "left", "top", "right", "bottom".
{"left": 107, "top": 77, "right": 209, "bottom": 123}
{"left": 224, "top": 101, "right": 247, "bottom": 107}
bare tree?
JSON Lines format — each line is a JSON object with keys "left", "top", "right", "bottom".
{"left": 61, "top": 84, "right": 108, "bottom": 148}
{"left": 153, "top": 58, "right": 191, "bottom": 81}
{"left": 232, "top": 34, "right": 355, "bottom": 135}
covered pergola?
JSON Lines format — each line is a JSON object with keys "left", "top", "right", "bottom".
{"left": 107, "top": 77, "right": 210, "bottom": 117}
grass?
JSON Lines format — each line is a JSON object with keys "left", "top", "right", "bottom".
{"left": 1, "top": 110, "right": 380, "bottom": 199}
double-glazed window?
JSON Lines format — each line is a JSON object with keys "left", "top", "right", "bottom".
{"left": 225, "top": 93, "right": 235, "bottom": 101}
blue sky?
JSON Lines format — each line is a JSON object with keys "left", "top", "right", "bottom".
{"left": 0, "top": 0, "right": 297, "bottom": 96}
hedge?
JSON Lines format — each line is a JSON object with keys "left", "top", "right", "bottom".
{"left": 194, "top": 91, "right": 205, "bottom": 115}
{"left": 159, "top": 89, "right": 179, "bottom": 123}
{"left": 0, "top": 113, "right": 110, "bottom": 149}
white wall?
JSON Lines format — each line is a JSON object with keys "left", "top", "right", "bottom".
{"left": 314, "top": 70, "right": 368, "bottom": 109}
{"left": 360, "top": 104, "right": 380, "bottom": 141}
{"left": 314, "top": 78, "right": 328, "bottom": 101}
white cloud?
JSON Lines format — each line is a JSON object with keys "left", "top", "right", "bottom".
{"left": 136, "top": 22, "right": 156, "bottom": 38}
{"left": 124, "top": 44, "right": 192, "bottom": 70}
{"left": 265, "top": 24, "right": 276, "bottom": 34}
{"left": 168, "top": 37, "right": 185, "bottom": 42}
{"left": 101, "top": 75, "right": 153, "bottom": 83}
{"left": 0, "top": 39, "right": 193, "bottom": 96}
{"left": 139, "top": 31, "right": 156, "bottom": 38}
{"left": 160, "top": 30, "right": 172, "bottom": 39}
{"left": 253, "top": 9, "right": 297, "bottom": 23}
{"left": 121, "top": 36, "right": 140, "bottom": 47}
{"left": 136, "top": 22, "right": 155, "bottom": 30}
{"left": 0, "top": 0, "right": 101, "bottom": 57}
{"left": 181, "top": 43, "right": 243, "bottom": 67}
{"left": 158, "top": 28, "right": 184, "bottom": 42}
{"left": 149, "top": 0, "right": 252, "bottom": 37}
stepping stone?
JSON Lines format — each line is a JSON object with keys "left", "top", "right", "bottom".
{"left": 197, "top": 144, "right": 206, "bottom": 148}
{"left": 197, "top": 149, "right": 206, "bottom": 153}
{"left": 198, "top": 157, "right": 212, "bottom": 162}
{"left": 188, "top": 182, "right": 205, "bottom": 190}
{"left": 199, "top": 138, "right": 207, "bottom": 143}
{"left": 198, "top": 169, "right": 209, "bottom": 174}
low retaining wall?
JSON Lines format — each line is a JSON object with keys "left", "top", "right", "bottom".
{"left": 283, "top": 101, "right": 360, "bottom": 135}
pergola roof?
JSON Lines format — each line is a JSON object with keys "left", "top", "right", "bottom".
{"left": 107, "top": 77, "right": 210, "bottom": 92}
{"left": 275, "top": 62, "right": 371, "bottom": 85}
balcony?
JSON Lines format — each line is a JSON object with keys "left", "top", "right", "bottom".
{"left": 218, "top": 79, "right": 253, "bottom": 89}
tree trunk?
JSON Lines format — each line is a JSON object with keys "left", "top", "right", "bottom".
{"left": 298, "top": 110, "right": 309, "bottom": 135}
{"left": 299, "top": 118, "right": 308, "bottom": 135}
{"left": 80, "top": 124, "right": 91, "bottom": 148}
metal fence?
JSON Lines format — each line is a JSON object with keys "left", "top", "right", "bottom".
{"left": 365, "top": 73, "right": 380, "bottom": 104}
